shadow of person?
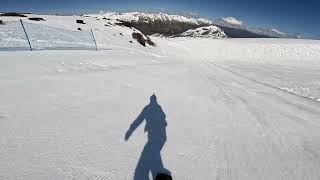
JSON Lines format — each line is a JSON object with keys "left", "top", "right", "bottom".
{"left": 125, "top": 94, "right": 171, "bottom": 180}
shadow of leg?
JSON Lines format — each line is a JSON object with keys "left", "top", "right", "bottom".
{"left": 150, "top": 138, "right": 171, "bottom": 180}
{"left": 134, "top": 142, "right": 152, "bottom": 180}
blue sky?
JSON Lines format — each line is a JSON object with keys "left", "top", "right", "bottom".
{"left": 1, "top": 0, "right": 319, "bottom": 38}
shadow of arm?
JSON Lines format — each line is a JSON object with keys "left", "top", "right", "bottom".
{"left": 125, "top": 107, "right": 146, "bottom": 141}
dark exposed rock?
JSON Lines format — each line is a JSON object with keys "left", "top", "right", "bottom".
{"left": 76, "top": 19, "right": 85, "bottom": 24}
{"left": 0, "top": 20, "right": 4, "bottom": 25}
{"left": 28, "top": 17, "right": 45, "bottom": 21}
{"left": 114, "top": 22, "right": 124, "bottom": 26}
{"left": 118, "top": 21, "right": 133, "bottom": 28}
{"left": 132, "top": 32, "right": 156, "bottom": 47}
{"left": 146, "top": 37, "right": 156, "bottom": 46}
{"left": 77, "top": 27, "right": 82, "bottom": 31}
{"left": 124, "top": 19, "right": 205, "bottom": 37}
{"left": 0, "top": 12, "right": 27, "bottom": 17}
{"left": 132, "top": 32, "right": 146, "bottom": 46}
{"left": 129, "top": 41, "right": 133, "bottom": 43}
{"left": 120, "top": 33, "right": 123, "bottom": 36}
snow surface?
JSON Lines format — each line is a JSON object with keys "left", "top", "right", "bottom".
{"left": 1, "top": 14, "right": 320, "bottom": 180}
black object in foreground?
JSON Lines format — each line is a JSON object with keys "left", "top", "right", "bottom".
{"left": 155, "top": 173, "right": 172, "bottom": 180}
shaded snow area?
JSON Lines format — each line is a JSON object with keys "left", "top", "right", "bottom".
{"left": 1, "top": 14, "right": 320, "bottom": 180}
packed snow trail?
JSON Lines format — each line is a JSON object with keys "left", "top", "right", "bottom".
{"left": 1, "top": 49, "right": 320, "bottom": 180}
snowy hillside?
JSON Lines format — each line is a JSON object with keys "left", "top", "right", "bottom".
{"left": 0, "top": 13, "right": 160, "bottom": 50}
{"left": 1, "top": 13, "right": 320, "bottom": 180}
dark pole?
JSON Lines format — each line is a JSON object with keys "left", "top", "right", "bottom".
{"left": 90, "top": 29, "right": 98, "bottom": 51}
{"left": 20, "top": 19, "right": 32, "bottom": 51}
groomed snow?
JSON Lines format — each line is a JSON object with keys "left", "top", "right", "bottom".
{"left": 1, "top": 14, "right": 320, "bottom": 180}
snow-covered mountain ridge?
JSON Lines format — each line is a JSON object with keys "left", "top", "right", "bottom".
{"left": 88, "top": 12, "right": 296, "bottom": 39}
{"left": 86, "top": 12, "right": 221, "bottom": 38}
{"left": 92, "top": 12, "right": 213, "bottom": 26}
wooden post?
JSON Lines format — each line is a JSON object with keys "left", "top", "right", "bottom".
{"left": 20, "top": 19, "right": 32, "bottom": 51}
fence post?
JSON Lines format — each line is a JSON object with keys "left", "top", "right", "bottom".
{"left": 90, "top": 29, "right": 98, "bottom": 51}
{"left": 20, "top": 19, "right": 32, "bottom": 51}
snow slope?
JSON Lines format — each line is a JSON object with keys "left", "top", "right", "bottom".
{"left": 0, "top": 13, "right": 157, "bottom": 51}
{"left": 1, "top": 14, "right": 320, "bottom": 180}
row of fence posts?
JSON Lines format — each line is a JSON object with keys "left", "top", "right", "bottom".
{"left": 18, "top": 19, "right": 98, "bottom": 51}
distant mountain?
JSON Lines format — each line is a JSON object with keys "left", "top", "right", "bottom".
{"left": 94, "top": 12, "right": 213, "bottom": 37}
{"left": 90, "top": 12, "right": 296, "bottom": 39}
{"left": 214, "top": 18, "right": 297, "bottom": 38}
{"left": 216, "top": 25, "right": 274, "bottom": 38}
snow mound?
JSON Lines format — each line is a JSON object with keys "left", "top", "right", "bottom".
{"left": 180, "top": 25, "right": 227, "bottom": 38}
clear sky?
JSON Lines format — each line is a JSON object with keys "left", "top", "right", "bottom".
{"left": 1, "top": 0, "right": 319, "bottom": 38}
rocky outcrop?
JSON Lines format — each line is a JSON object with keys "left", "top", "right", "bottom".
{"left": 0, "top": 12, "right": 27, "bottom": 17}
{"left": 28, "top": 17, "right": 46, "bottom": 21}
{"left": 132, "top": 32, "right": 156, "bottom": 47}
{"left": 76, "top": 20, "right": 85, "bottom": 24}
{"left": 180, "top": 25, "right": 227, "bottom": 38}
